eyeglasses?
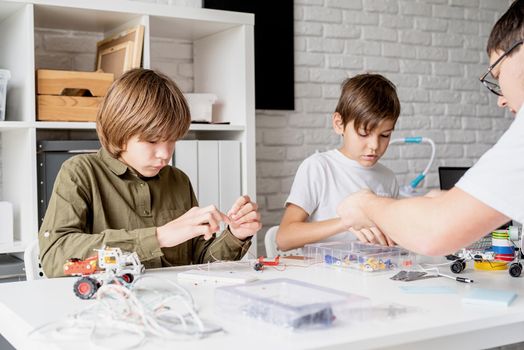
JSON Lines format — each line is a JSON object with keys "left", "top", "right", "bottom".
{"left": 479, "top": 40, "right": 524, "bottom": 96}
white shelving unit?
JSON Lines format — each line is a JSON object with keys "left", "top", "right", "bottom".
{"left": 0, "top": 0, "right": 256, "bottom": 254}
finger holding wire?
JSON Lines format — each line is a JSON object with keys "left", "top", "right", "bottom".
{"left": 228, "top": 196, "right": 261, "bottom": 240}
{"left": 227, "top": 195, "right": 252, "bottom": 218}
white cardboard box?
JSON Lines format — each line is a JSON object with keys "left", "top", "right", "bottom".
{"left": 0, "top": 202, "right": 14, "bottom": 244}
{"left": 184, "top": 93, "right": 217, "bottom": 122}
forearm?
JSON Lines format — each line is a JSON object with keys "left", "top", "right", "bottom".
{"left": 363, "top": 188, "right": 509, "bottom": 255}
{"left": 277, "top": 218, "right": 345, "bottom": 251}
{"left": 362, "top": 196, "right": 442, "bottom": 254}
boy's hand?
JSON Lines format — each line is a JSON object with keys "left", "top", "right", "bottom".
{"left": 227, "top": 195, "right": 262, "bottom": 240}
{"left": 348, "top": 227, "right": 395, "bottom": 246}
{"left": 156, "top": 205, "right": 230, "bottom": 248}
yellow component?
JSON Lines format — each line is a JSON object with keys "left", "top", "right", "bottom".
{"left": 474, "top": 261, "right": 508, "bottom": 271}
{"left": 104, "top": 256, "right": 117, "bottom": 264}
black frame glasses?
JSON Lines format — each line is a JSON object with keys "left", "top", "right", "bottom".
{"left": 479, "top": 40, "right": 524, "bottom": 97}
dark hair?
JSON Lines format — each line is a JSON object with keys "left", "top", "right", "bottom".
{"left": 487, "top": 0, "right": 524, "bottom": 55}
{"left": 96, "top": 68, "right": 191, "bottom": 158}
{"left": 335, "top": 73, "right": 400, "bottom": 132}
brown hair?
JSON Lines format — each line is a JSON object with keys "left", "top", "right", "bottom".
{"left": 335, "top": 73, "right": 400, "bottom": 132}
{"left": 487, "top": 0, "right": 524, "bottom": 56}
{"left": 96, "top": 68, "right": 191, "bottom": 158}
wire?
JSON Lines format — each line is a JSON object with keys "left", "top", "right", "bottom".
{"left": 417, "top": 264, "right": 473, "bottom": 283}
{"left": 28, "top": 276, "right": 223, "bottom": 348}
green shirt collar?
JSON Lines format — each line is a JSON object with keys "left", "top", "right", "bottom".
{"left": 99, "top": 147, "right": 128, "bottom": 176}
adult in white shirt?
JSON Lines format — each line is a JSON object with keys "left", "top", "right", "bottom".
{"left": 336, "top": 0, "right": 524, "bottom": 255}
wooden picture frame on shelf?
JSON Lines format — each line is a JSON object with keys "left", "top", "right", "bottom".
{"left": 96, "top": 25, "right": 144, "bottom": 79}
{"left": 97, "top": 41, "right": 134, "bottom": 79}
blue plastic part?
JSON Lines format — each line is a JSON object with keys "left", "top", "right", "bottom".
{"left": 410, "top": 173, "right": 425, "bottom": 188}
{"left": 324, "top": 255, "right": 340, "bottom": 265}
{"left": 404, "top": 137, "right": 423, "bottom": 143}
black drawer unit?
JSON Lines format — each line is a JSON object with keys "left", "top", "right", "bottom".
{"left": 37, "top": 140, "right": 101, "bottom": 227}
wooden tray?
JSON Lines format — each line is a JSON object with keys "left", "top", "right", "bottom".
{"left": 36, "top": 69, "right": 113, "bottom": 97}
{"left": 36, "top": 69, "right": 113, "bottom": 121}
{"left": 37, "top": 95, "right": 104, "bottom": 122}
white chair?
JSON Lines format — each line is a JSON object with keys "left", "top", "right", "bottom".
{"left": 23, "top": 239, "right": 46, "bottom": 280}
{"left": 264, "top": 225, "right": 303, "bottom": 258}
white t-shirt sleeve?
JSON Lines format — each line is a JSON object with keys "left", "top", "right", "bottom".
{"left": 456, "top": 112, "right": 524, "bottom": 223}
{"left": 285, "top": 156, "right": 323, "bottom": 215}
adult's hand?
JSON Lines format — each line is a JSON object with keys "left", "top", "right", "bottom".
{"left": 336, "top": 189, "right": 377, "bottom": 231}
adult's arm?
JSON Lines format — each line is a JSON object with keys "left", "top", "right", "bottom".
{"left": 337, "top": 187, "right": 509, "bottom": 256}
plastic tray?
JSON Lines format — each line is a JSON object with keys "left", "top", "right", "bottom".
{"left": 305, "top": 241, "right": 415, "bottom": 273}
{"left": 215, "top": 278, "right": 369, "bottom": 330}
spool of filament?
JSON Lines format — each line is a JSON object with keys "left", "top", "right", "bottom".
{"left": 491, "top": 230, "right": 514, "bottom": 258}
{"left": 474, "top": 261, "right": 508, "bottom": 270}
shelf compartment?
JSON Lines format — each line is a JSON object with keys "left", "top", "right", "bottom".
{"left": 0, "top": 241, "right": 26, "bottom": 254}
{"left": 0, "top": 128, "right": 38, "bottom": 243}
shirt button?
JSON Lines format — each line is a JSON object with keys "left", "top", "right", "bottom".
{"left": 44, "top": 231, "right": 50, "bottom": 238}
{"left": 140, "top": 183, "right": 145, "bottom": 186}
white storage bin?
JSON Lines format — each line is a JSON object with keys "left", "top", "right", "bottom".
{"left": 184, "top": 93, "right": 217, "bottom": 123}
{"left": 0, "top": 202, "right": 14, "bottom": 244}
{"left": 0, "top": 69, "right": 10, "bottom": 121}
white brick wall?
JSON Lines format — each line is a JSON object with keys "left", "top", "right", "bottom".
{"left": 16, "top": 0, "right": 516, "bottom": 256}
{"left": 257, "top": 0, "right": 513, "bottom": 255}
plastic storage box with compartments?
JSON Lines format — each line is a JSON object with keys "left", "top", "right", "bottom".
{"left": 304, "top": 241, "right": 415, "bottom": 273}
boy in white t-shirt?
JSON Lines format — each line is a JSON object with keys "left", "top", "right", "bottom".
{"left": 276, "top": 74, "right": 401, "bottom": 251}
{"left": 336, "top": 0, "right": 524, "bottom": 256}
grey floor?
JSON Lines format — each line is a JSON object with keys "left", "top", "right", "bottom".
{"left": 493, "top": 344, "right": 524, "bottom": 350}
{"left": 0, "top": 336, "right": 14, "bottom": 350}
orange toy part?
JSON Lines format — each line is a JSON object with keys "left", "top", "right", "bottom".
{"left": 258, "top": 256, "right": 280, "bottom": 266}
{"left": 63, "top": 255, "right": 98, "bottom": 276}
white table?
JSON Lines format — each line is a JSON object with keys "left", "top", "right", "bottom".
{"left": 1, "top": 258, "right": 523, "bottom": 350}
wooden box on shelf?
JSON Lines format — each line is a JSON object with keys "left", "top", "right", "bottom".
{"left": 36, "top": 69, "right": 113, "bottom": 122}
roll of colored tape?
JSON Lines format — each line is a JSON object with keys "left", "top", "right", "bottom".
{"left": 474, "top": 260, "right": 508, "bottom": 271}
{"left": 491, "top": 238, "right": 513, "bottom": 247}
{"left": 491, "top": 246, "right": 515, "bottom": 255}
{"left": 495, "top": 253, "right": 515, "bottom": 262}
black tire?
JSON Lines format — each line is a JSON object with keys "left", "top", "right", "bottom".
{"left": 73, "top": 277, "right": 99, "bottom": 300}
{"left": 509, "top": 263, "right": 522, "bottom": 278}
{"left": 451, "top": 261, "right": 464, "bottom": 274}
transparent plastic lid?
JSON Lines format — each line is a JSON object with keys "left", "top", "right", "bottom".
{"left": 0, "top": 69, "right": 11, "bottom": 80}
{"left": 215, "top": 278, "right": 370, "bottom": 330}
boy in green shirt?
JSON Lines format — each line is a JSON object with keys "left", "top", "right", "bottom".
{"left": 39, "top": 69, "right": 261, "bottom": 277}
